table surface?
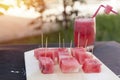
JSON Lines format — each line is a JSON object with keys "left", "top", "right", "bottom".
{"left": 0, "top": 41, "right": 120, "bottom": 80}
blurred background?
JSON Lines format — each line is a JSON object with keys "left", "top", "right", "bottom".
{"left": 0, "top": 0, "right": 120, "bottom": 45}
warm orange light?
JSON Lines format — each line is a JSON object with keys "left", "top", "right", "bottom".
{"left": 0, "top": 0, "right": 16, "bottom": 5}
{"left": 0, "top": 0, "right": 40, "bottom": 18}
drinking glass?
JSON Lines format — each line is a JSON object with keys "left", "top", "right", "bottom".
{"left": 74, "top": 17, "right": 96, "bottom": 50}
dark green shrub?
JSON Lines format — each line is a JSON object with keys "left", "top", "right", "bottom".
{"left": 96, "top": 14, "right": 120, "bottom": 42}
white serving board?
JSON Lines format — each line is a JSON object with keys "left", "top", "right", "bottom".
{"left": 24, "top": 50, "right": 120, "bottom": 80}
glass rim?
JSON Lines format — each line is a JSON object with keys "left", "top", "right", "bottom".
{"left": 75, "top": 16, "right": 96, "bottom": 19}
{"left": 75, "top": 17, "right": 96, "bottom": 22}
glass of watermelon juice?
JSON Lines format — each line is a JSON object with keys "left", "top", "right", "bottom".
{"left": 74, "top": 17, "right": 96, "bottom": 48}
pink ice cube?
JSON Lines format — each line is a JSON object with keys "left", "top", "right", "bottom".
{"left": 60, "top": 57, "right": 80, "bottom": 73}
{"left": 82, "top": 59, "right": 101, "bottom": 73}
{"left": 34, "top": 48, "right": 55, "bottom": 61}
{"left": 58, "top": 51, "right": 71, "bottom": 63}
{"left": 39, "top": 57, "right": 54, "bottom": 74}
{"left": 34, "top": 48, "right": 46, "bottom": 60}
{"left": 54, "top": 48, "right": 68, "bottom": 58}
{"left": 71, "top": 48, "right": 92, "bottom": 64}
{"left": 71, "top": 47, "right": 86, "bottom": 57}
{"left": 77, "top": 52, "right": 93, "bottom": 65}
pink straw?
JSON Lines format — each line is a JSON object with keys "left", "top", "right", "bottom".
{"left": 92, "top": 4, "right": 118, "bottom": 18}
{"left": 111, "top": 9, "right": 118, "bottom": 14}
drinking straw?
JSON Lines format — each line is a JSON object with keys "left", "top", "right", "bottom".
{"left": 104, "top": 5, "right": 118, "bottom": 14}
{"left": 92, "top": 5, "right": 105, "bottom": 18}
{"left": 111, "top": 10, "right": 118, "bottom": 14}
{"left": 92, "top": 4, "right": 118, "bottom": 18}
{"left": 106, "top": 5, "right": 118, "bottom": 14}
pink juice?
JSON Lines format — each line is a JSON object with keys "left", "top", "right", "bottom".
{"left": 74, "top": 18, "right": 96, "bottom": 47}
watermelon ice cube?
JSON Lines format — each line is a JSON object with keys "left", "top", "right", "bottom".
{"left": 45, "top": 49, "right": 55, "bottom": 61}
{"left": 39, "top": 57, "right": 54, "bottom": 74}
{"left": 71, "top": 47, "right": 86, "bottom": 57}
{"left": 82, "top": 59, "right": 101, "bottom": 73}
{"left": 104, "top": 5, "right": 113, "bottom": 14}
{"left": 54, "top": 48, "right": 68, "bottom": 58}
{"left": 34, "top": 48, "right": 55, "bottom": 61}
{"left": 34, "top": 48, "right": 46, "bottom": 60}
{"left": 71, "top": 48, "right": 92, "bottom": 64}
{"left": 58, "top": 51, "right": 71, "bottom": 63}
{"left": 78, "top": 52, "right": 93, "bottom": 65}
{"left": 60, "top": 57, "right": 80, "bottom": 73}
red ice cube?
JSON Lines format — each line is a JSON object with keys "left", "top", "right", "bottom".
{"left": 71, "top": 47, "right": 86, "bottom": 57}
{"left": 78, "top": 52, "right": 93, "bottom": 65}
{"left": 71, "top": 48, "right": 92, "bottom": 64}
{"left": 39, "top": 57, "right": 54, "bottom": 74}
{"left": 82, "top": 59, "right": 101, "bottom": 73}
{"left": 58, "top": 51, "right": 71, "bottom": 63}
{"left": 34, "top": 48, "right": 55, "bottom": 61}
{"left": 54, "top": 48, "right": 68, "bottom": 58}
{"left": 34, "top": 48, "right": 46, "bottom": 60}
{"left": 60, "top": 57, "right": 80, "bottom": 73}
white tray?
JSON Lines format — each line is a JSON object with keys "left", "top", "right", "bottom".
{"left": 24, "top": 50, "right": 120, "bottom": 80}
